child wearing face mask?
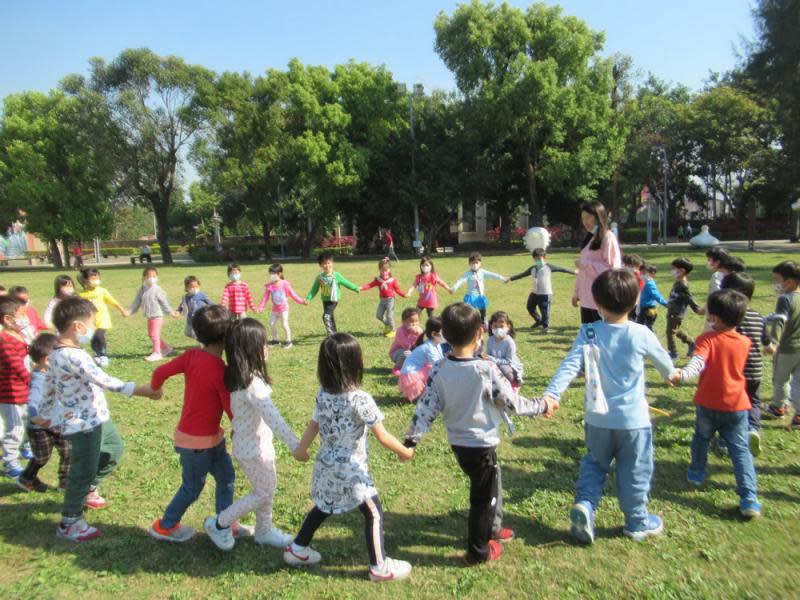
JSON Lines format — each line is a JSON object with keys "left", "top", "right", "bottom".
{"left": 398, "top": 317, "right": 445, "bottom": 402}
{"left": 361, "top": 258, "right": 408, "bottom": 337}
{"left": 78, "top": 268, "right": 130, "bottom": 367}
{"left": 130, "top": 267, "right": 179, "bottom": 362}
{"left": 258, "top": 264, "right": 307, "bottom": 348}
{"left": 407, "top": 256, "right": 452, "bottom": 318}
{"left": 452, "top": 253, "right": 510, "bottom": 324}
{"left": 486, "top": 312, "right": 523, "bottom": 387}
{"left": 44, "top": 275, "right": 77, "bottom": 330}
{"left": 509, "top": 248, "right": 576, "bottom": 333}
{"left": 178, "top": 276, "right": 212, "bottom": 340}
{"left": 9, "top": 286, "right": 47, "bottom": 343}
{"left": 222, "top": 263, "right": 256, "bottom": 320}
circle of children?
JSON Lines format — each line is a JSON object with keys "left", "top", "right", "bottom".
{"left": 1, "top": 237, "right": 798, "bottom": 582}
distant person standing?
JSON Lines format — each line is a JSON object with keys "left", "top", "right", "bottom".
{"left": 384, "top": 229, "right": 399, "bottom": 263}
{"left": 686, "top": 223, "right": 693, "bottom": 238}
{"left": 139, "top": 244, "right": 153, "bottom": 264}
{"left": 677, "top": 225, "right": 685, "bottom": 240}
{"left": 73, "top": 245, "right": 84, "bottom": 268}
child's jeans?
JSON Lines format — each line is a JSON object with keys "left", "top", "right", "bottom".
{"left": 0, "top": 403, "right": 26, "bottom": 469}
{"left": 746, "top": 380, "right": 761, "bottom": 431}
{"left": 161, "top": 440, "right": 235, "bottom": 529}
{"left": 526, "top": 293, "right": 551, "bottom": 328}
{"left": 451, "top": 445, "right": 499, "bottom": 562}
{"left": 147, "top": 317, "right": 169, "bottom": 354}
{"left": 769, "top": 350, "right": 800, "bottom": 413}
{"left": 689, "top": 406, "right": 757, "bottom": 502}
{"left": 576, "top": 424, "right": 653, "bottom": 534}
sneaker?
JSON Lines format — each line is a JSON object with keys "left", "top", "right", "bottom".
{"left": 764, "top": 405, "right": 786, "bottom": 419}
{"left": 15, "top": 477, "right": 33, "bottom": 492}
{"left": 686, "top": 469, "right": 705, "bottom": 487}
{"left": 4, "top": 464, "right": 24, "bottom": 478}
{"left": 687, "top": 342, "right": 696, "bottom": 357}
{"left": 749, "top": 430, "right": 762, "bottom": 457}
{"left": 740, "top": 498, "right": 762, "bottom": 519}
{"left": 149, "top": 519, "right": 196, "bottom": 543}
{"left": 85, "top": 488, "right": 108, "bottom": 509}
{"left": 144, "top": 352, "right": 163, "bottom": 362}
{"left": 623, "top": 514, "right": 664, "bottom": 541}
{"left": 282, "top": 341, "right": 294, "bottom": 349}
{"left": 791, "top": 415, "right": 800, "bottom": 429}
{"left": 492, "top": 527, "right": 515, "bottom": 543}
{"left": 569, "top": 501, "right": 595, "bottom": 545}
{"left": 57, "top": 518, "right": 100, "bottom": 542}
{"left": 162, "top": 345, "right": 176, "bottom": 357}
{"left": 385, "top": 330, "right": 396, "bottom": 339}
{"left": 462, "top": 540, "right": 504, "bottom": 565}
{"left": 204, "top": 516, "right": 235, "bottom": 551}
{"left": 668, "top": 351, "right": 679, "bottom": 360}
{"left": 30, "top": 477, "right": 50, "bottom": 492}
{"left": 255, "top": 527, "right": 293, "bottom": 548}
{"left": 541, "top": 327, "right": 549, "bottom": 334}
{"left": 21, "top": 448, "right": 34, "bottom": 460}
{"left": 284, "top": 543, "right": 322, "bottom": 566}
{"left": 368, "top": 557, "right": 412, "bottom": 582}
{"left": 232, "top": 521, "right": 254, "bottom": 538}
{"left": 269, "top": 339, "right": 280, "bottom": 346}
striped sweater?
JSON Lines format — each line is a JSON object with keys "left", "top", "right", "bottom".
{"left": 737, "top": 308, "right": 767, "bottom": 381}
{"left": 0, "top": 332, "right": 30, "bottom": 404}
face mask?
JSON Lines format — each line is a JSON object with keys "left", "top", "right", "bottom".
{"left": 187, "top": 288, "right": 198, "bottom": 296}
{"left": 89, "top": 279, "right": 101, "bottom": 287}
{"left": 380, "top": 272, "right": 391, "bottom": 280}
{"left": 230, "top": 273, "right": 241, "bottom": 282}
{"left": 706, "top": 261, "right": 715, "bottom": 270}
{"left": 670, "top": 269, "right": 679, "bottom": 279}
{"left": 492, "top": 327, "right": 508, "bottom": 339}
{"left": 535, "top": 260, "right": 544, "bottom": 267}
{"left": 62, "top": 287, "right": 75, "bottom": 296}
{"left": 14, "top": 317, "right": 30, "bottom": 331}
{"left": 421, "top": 265, "right": 431, "bottom": 274}
{"left": 77, "top": 324, "right": 95, "bottom": 345}
{"left": 470, "top": 263, "right": 480, "bottom": 272}
{"left": 147, "top": 277, "right": 158, "bottom": 286}
{"left": 775, "top": 283, "right": 785, "bottom": 295}
{"left": 269, "top": 274, "right": 279, "bottom": 282}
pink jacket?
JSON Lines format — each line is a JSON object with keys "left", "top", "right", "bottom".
{"left": 389, "top": 325, "right": 420, "bottom": 357}
{"left": 574, "top": 232, "right": 622, "bottom": 310}
{"left": 258, "top": 279, "right": 304, "bottom": 313}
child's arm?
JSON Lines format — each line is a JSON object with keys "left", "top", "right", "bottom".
{"left": 70, "top": 352, "right": 156, "bottom": 398}
{"left": 766, "top": 294, "right": 792, "bottom": 349}
{"left": 686, "top": 288, "right": 702, "bottom": 314}
{"left": 293, "top": 419, "right": 319, "bottom": 462}
{"left": 150, "top": 353, "right": 187, "bottom": 392}
{"left": 257, "top": 285, "right": 272, "bottom": 313}
{"left": 403, "top": 369, "right": 444, "bottom": 446}
{"left": 508, "top": 266, "right": 534, "bottom": 282}
{"left": 483, "top": 269, "right": 507, "bottom": 282}
{"left": 221, "top": 284, "right": 231, "bottom": 308}
{"left": 177, "top": 296, "right": 187, "bottom": 315}
{"left": 157, "top": 289, "right": 179, "bottom": 318}
{"left": 335, "top": 272, "right": 361, "bottom": 294}
{"left": 372, "top": 422, "right": 413, "bottom": 461}
{"left": 488, "top": 362, "right": 550, "bottom": 416}
{"left": 451, "top": 272, "right": 468, "bottom": 291}
{"left": 549, "top": 264, "right": 578, "bottom": 275}
{"left": 104, "top": 290, "right": 130, "bottom": 317}
{"left": 670, "top": 336, "right": 711, "bottom": 383}
{"left": 129, "top": 287, "right": 144, "bottom": 315}
{"left": 251, "top": 380, "right": 300, "bottom": 451}
{"left": 540, "top": 328, "right": 587, "bottom": 404}
{"left": 284, "top": 281, "right": 307, "bottom": 305}
{"left": 649, "top": 280, "right": 669, "bottom": 307}
{"left": 305, "top": 276, "right": 320, "bottom": 302}
{"left": 245, "top": 284, "right": 256, "bottom": 312}
{"left": 360, "top": 279, "right": 380, "bottom": 292}
{"left": 392, "top": 279, "right": 408, "bottom": 298}
{"left": 643, "top": 328, "right": 677, "bottom": 382}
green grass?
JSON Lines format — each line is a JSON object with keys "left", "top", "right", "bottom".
{"left": 1, "top": 249, "right": 799, "bottom": 599}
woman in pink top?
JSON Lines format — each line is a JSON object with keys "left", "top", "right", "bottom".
{"left": 572, "top": 200, "right": 622, "bottom": 324}
{"left": 257, "top": 264, "right": 307, "bottom": 348}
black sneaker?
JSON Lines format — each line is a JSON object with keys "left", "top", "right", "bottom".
{"left": 31, "top": 477, "right": 50, "bottom": 493}
{"left": 269, "top": 340, "right": 280, "bottom": 346}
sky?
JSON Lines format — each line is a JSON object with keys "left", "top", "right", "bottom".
{"left": 0, "top": 0, "right": 757, "bottom": 103}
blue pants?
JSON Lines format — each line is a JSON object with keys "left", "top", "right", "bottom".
{"left": 689, "top": 406, "right": 757, "bottom": 502}
{"left": 161, "top": 440, "right": 235, "bottom": 529}
{"left": 526, "top": 293, "right": 551, "bottom": 328}
{"left": 576, "top": 424, "right": 653, "bottom": 533}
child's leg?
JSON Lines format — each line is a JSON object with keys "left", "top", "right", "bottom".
{"left": 769, "top": 351, "right": 799, "bottom": 409}
{"left": 424, "top": 307, "right": 434, "bottom": 318}
{"left": 390, "top": 348, "right": 408, "bottom": 368}
{"left": 217, "top": 456, "right": 276, "bottom": 537}
{"left": 613, "top": 427, "right": 654, "bottom": 533}
{"left": 451, "top": 445, "right": 499, "bottom": 562}
{"left": 54, "top": 431, "right": 71, "bottom": 490}
{"left": 294, "top": 506, "right": 331, "bottom": 547}
{"left": 161, "top": 446, "right": 215, "bottom": 529}
{"left": 540, "top": 295, "right": 552, "bottom": 329}
{"left": 665, "top": 316, "right": 679, "bottom": 354}
{"left": 322, "top": 301, "right": 337, "bottom": 335}
{"left": 718, "top": 411, "right": 758, "bottom": 502}
{"left": 492, "top": 465, "right": 504, "bottom": 534}
{"left": 91, "top": 329, "right": 107, "bottom": 358}
{"left": 269, "top": 312, "right": 280, "bottom": 341}
{"left": 19, "top": 427, "right": 53, "bottom": 482}
{"left": 788, "top": 358, "right": 800, "bottom": 415}
{"left": 62, "top": 426, "right": 103, "bottom": 522}
{"left": 746, "top": 380, "right": 761, "bottom": 431}
{"left": 357, "top": 495, "right": 386, "bottom": 567}
{"left": 93, "top": 420, "right": 124, "bottom": 488}
{"left": 384, "top": 297, "right": 395, "bottom": 329}
{"left": 280, "top": 312, "right": 292, "bottom": 343}
{"left": 575, "top": 425, "right": 614, "bottom": 511}
{"left": 526, "top": 293, "right": 540, "bottom": 323}
{"left": 375, "top": 299, "right": 387, "bottom": 325}
{"left": 689, "top": 406, "right": 717, "bottom": 479}
{"left": 147, "top": 318, "right": 163, "bottom": 355}
{"left": 209, "top": 440, "right": 236, "bottom": 517}
{"left": 0, "top": 404, "right": 25, "bottom": 469}
{"left": 479, "top": 308, "right": 486, "bottom": 322}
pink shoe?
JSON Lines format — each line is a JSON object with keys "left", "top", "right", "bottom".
{"left": 85, "top": 488, "right": 108, "bottom": 510}
{"left": 391, "top": 367, "right": 401, "bottom": 377}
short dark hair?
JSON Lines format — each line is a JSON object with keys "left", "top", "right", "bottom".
{"left": 227, "top": 263, "right": 241, "bottom": 275}
{"left": 622, "top": 254, "right": 644, "bottom": 268}
{"left": 0, "top": 296, "right": 23, "bottom": 321}
{"left": 773, "top": 260, "right": 800, "bottom": 282}
{"left": 192, "top": 304, "right": 233, "bottom": 346}
{"left": 401, "top": 307, "right": 420, "bottom": 323}
{"left": 10, "top": 286, "right": 28, "bottom": 299}
{"left": 224, "top": 318, "right": 271, "bottom": 391}
{"left": 268, "top": 263, "right": 284, "bottom": 276}
{"left": 721, "top": 272, "right": 755, "bottom": 300}
{"left": 489, "top": 310, "right": 515, "bottom": 338}
{"left": 317, "top": 252, "right": 334, "bottom": 265}
{"left": 54, "top": 274, "right": 75, "bottom": 298}
{"left": 441, "top": 302, "right": 482, "bottom": 347}
{"left": 643, "top": 264, "right": 658, "bottom": 276}
{"left": 591, "top": 269, "right": 640, "bottom": 314}
{"left": 52, "top": 297, "right": 96, "bottom": 333}
{"left": 414, "top": 316, "right": 443, "bottom": 349}
{"left": 30, "top": 332, "right": 58, "bottom": 364}
{"left": 721, "top": 256, "right": 745, "bottom": 273}
{"left": 79, "top": 268, "right": 101, "bottom": 288}
{"left": 532, "top": 248, "right": 546, "bottom": 259}
{"left": 671, "top": 257, "right": 694, "bottom": 274}
{"left": 468, "top": 252, "right": 482, "bottom": 264}
{"left": 184, "top": 275, "right": 200, "bottom": 288}
{"left": 707, "top": 289, "right": 747, "bottom": 327}
{"left": 142, "top": 266, "right": 158, "bottom": 278}
{"left": 705, "top": 247, "right": 729, "bottom": 263}
{"left": 317, "top": 333, "right": 363, "bottom": 394}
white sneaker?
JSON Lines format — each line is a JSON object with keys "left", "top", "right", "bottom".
{"left": 94, "top": 356, "right": 109, "bottom": 367}
{"left": 255, "top": 527, "right": 293, "bottom": 548}
{"left": 232, "top": 521, "right": 254, "bottom": 537}
{"left": 57, "top": 518, "right": 100, "bottom": 542}
{"left": 283, "top": 543, "right": 321, "bottom": 566}
{"left": 204, "top": 516, "right": 235, "bottom": 551}
{"left": 369, "top": 557, "right": 412, "bottom": 582}
{"left": 144, "top": 352, "right": 163, "bottom": 362}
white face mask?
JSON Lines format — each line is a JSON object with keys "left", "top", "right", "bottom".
{"left": 187, "top": 288, "right": 198, "bottom": 296}
{"left": 492, "top": 327, "right": 508, "bottom": 339}
{"left": 470, "top": 263, "right": 481, "bottom": 272}
{"left": 670, "top": 269, "right": 679, "bottom": 279}
{"left": 706, "top": 260, "right": 715, "bottom": 270}
{"left": 775, "top": 283, "right": 785, "bottom": 295}
{"left": 421, "top": 265, "right": 431, "bottom": 274}
{"left": 89, "top": 279, "right": 101, "bottom": 287}
{"left": 147, "top": 277, "right": 158, "bottom": 286}
{"left": 230, "top": 273, "right": 241, "bottom": 282}
{"left": 270, "top": 274, "right": 279, "bottom": 282}
{"left": 76, "top": 323, "right": 95, "bottom": 345}
{"left": 14, "top": 316, "right": 30, "bottom": 331}
{"left": 62, "top": 287, "right": 75, "bottom": 296}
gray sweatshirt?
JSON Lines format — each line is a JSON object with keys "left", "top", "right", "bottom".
{"left": 130, "top": 284, "right": 174, "bottom": 319}
{"left": 486, "top": 335, "right": 524, "bottom": 380}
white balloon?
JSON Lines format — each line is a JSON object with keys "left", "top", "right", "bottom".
{"left": 524, "top": 227, "right": 551, "bottom": 252}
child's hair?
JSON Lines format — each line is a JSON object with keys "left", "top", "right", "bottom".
{"left": 441, "top": 302, "right": 482, "bottom": 347}
{"left": 227, "top": 262, "right": 241, "bottom": 275}
{"left": 317, "top": 252, "right": 334, "bottom": 265}
{"left": 0, "top": 285, "right": 6, "bottom": 294}
{"left": 468, "top": 251, "right": 482, "bottom": 264}
{"left": 591, "top": 269, "right": 639, "bottom": 315}
{"left": 54, "top": 274, "right": 75, "bottom": 298}
{"left": 224, "top": 318, "right": 271, "bottom": 391}
{"left": 720, "top": 256, "right": 745, "bottom": 273}
{"left": 79, "top": 268, "right": 100, "bottom": 288}
{"left": 0, "top": 296, "right": 23, "bottom": 322}
{"left": 413, "top": 316, "right": 443, "bottom": 349}
{"left": 671, "top": 257, "right": 694, "bottom": 274}
{"left": 192, "top": 305, "right": 233, "bottom": 346}
{"left": 489, "top": 311, "right": 515, "bottom": 338}
{"left": 721, "top": 272, "right": 755, "bottom": 300}
{"left": 643, "top": 264, "right": 658, "bottom": 276}
{"left": 142, "top": 266, "right": 158, "bottom": 278}
{"left": 622, "top": 254, "right": 644, "bottom": 269}
{"left": 705, "top": 247, "right": 729, "bottom": 263}
{"left": 10, "top": 286, "right": 28, "bottom": 300}
{"left": 706, "top": 289, "right": 748, "bottom": 327}
{"left": 532, "top": 248, "right": 546, "bottom": 259}
{"left": 30, "top": 332, "right": 58, "bottom": 364}
{"left": 401, "top": 307, "right": 420, "bottom": 324}
{"left": 377, "top": 257, "right": 391, "bottom": 272}
{"left": 317, "top": 332, "right": 363, "bottom": 394}
{"left": 419, "top": 256, "right": 435, "bottom": 272}
{"left": 52, "top": 297, "right": 96, "bottom": 333}
{"left": 184, "top": 275, "right": 200, "bottom": 289}
{"left": 773, "top": 260, "right": 800, "bottom": 281}
{"left": 268, "top": 264, "right": 284, "bottom": 278}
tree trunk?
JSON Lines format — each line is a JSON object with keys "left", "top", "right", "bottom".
{"left": 498, "top": 200, "right": 512, "bottom": 244}
{"left": 526, "top": 137, "right": 543, "bottom": 226}
{"left": 49, "top": 239, "right": 63, "bottom": 268}
{"left": 153, "top": 197, "right": 173, "bottom": 264}
{"left": 260, "top": 216, "right": 272, "bottom": 261}
{"left": 60, "top": 240, "right": 71, "bottom": 268}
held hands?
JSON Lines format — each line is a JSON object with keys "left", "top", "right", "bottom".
{"left": 138, "top": 384, "right": 163, "bottom": 400}
{"left": 668, "top": 370, "right": 683, "bottom": 385}
{"left": 396, "top": 446, "right": 414, "bottom": 462}
{"left": 122, "top": 309, "right": 131, "bottom": 318}
{"left": 571, "top": 295, "right": 579, "bottom": 308}
{"left": 293, "top": 446, "right": 310, "bottom": 462}
{"left": 504, "top": 277, "right": 511, "bottom": 284}
{"left": 171, "top": 311, "right": 181, "bottom": 319}
{"left": 764, "top": 344, "right": 777, "bottom": 356}
{"left": 542, "top": 395, "right": 559, "bottom": 418}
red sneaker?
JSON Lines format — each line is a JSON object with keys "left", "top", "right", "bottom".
{"left": 492, "top": 527, "right": 515, "bottom": 543}
{"left": 463, "top": 540, "right": 504, "bottom": 566}
{"left": 84, "top": 488, "right": 108, "bottom": 510}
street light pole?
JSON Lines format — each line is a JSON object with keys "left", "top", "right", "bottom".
{"left": 659, "top": 147, "right": 669, "bottom": 246}
{"left": 400, "top": 82, "right": 423, "bottom": 255}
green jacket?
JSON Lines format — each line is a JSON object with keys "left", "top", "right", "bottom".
{"left": 769, "top": 291, "right": 800, "bottom": 353}
{"left": 306, "top": 271, "right": 359, "bottom": 302}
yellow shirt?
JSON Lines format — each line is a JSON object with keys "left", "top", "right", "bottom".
{"left": 79, "top": 286, "right": 123, "bottom": 330}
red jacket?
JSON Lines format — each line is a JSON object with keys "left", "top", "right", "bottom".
{"left": 0, "top": 332, "right": 30, "bottom": 404}
{"left": 360, "top": 276, "right": 407, "bottom": 299}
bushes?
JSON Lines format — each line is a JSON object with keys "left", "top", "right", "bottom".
{"left": 312, "top": 245, "right": 354, "bottom": 256}
{"left": 319, "top": 235, "right": 355, "bottom": 249}
{"left": 486, "top": 226, "right": 526, "bottom": 242}
{"left": 188, "top": 244, "right": 263, "bottom": 263}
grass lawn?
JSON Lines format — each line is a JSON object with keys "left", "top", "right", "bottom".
{"left": 1, "top": 248, "right": 799, "bottom": 599}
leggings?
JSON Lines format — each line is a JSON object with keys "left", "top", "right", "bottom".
{"left": 218, "top": 455, "right": 277, "bottom": 537}
{"left": 419, "top": 306, "right": 434, "bottom": 319}
{"left": 147, "top": 317, "right": 169, "bottom": 354}
{"left": 91, "top": 328, "right": 108, "bottom": 358}
{"left": 322, "top": 301, "right": 338, "bottom": 336}
{"left": 269, "top": 311, "right": 292, "bottom": 342}
{"left": 295, "top": 495, "right": 385, "bottom": 566}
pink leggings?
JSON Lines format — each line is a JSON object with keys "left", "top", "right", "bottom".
{"left": 147, "top": 318, "right": 169, "bottom": 354}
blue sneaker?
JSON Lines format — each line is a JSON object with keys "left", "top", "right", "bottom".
{"left": 4, "top": 464, "right": 24, "bottom": 478}
{"left": 21, "top": 448, "right": 34, "bottom": 461}
{"left": 686, "top": 469, "right": 705, "bottom": 487}
{"left": 740, "top": 499, "right": 762, "bottom": 519}
{"left": 623, "top": 514, "right": 664, "bottom": 541}
{"left": 668, "top": 351, "right": 679, "bottom": 360}
{"left": 569, "top": 501, "right": 595, "bottom": 545}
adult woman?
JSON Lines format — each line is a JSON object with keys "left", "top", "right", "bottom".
{"left": 572, "top": 201, "right": 622, "bottom": 323}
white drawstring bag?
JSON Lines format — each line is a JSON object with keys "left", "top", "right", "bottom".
{"left": 583, "top": 325, "right": 609, "bottom": 415}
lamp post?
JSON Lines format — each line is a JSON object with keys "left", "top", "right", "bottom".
{"left": 398, "top": 82, "right": 423, "bottom": 255}
{"left": 657, "top": 147, "right": 669, "bottom": 245}
{"left": 211, "top": 209, "right": 223, "bottom": 252}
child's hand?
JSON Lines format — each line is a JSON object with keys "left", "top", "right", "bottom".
{"left": 571, "top": 294, "right": 579, "bottom": 308}
{"left": 31, "top": 416, "right": 51, "bottom": 428}
{"left": 122, "top": 309, "right": 131, "bottom": 318}
{"left": 293, "top": 447, "right": 310, "bottom": 462}
{"left": 696, "top": 306, "right": 707, "bottom": 316}
{"left": 504, "top": 277, "right": 511, "bottom": 283}
{"left": 171, "top": 311, "right": 180, "bottom": 319}
{"left": 542, "top": 395, "right": 559, "bottom": 417}
{"left": 668, "top": 370, "right": 682, "bottom": 385}
{"left": 303, "top": 300, "right": 309, "bottom": 305}
{"left": 397, "top": 446, "right": 414, "bottom": 462}
{"left": 764, "top": 344, "right": 777, "bottom": 356}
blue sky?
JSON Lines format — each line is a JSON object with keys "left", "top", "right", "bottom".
{"left": 0, "top": 0, "right": 756, "bottom": 102}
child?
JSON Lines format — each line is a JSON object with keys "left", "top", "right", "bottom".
{"left": 666, "top": 258, "right": 702, "bottom": 359}
{"left": 452, "top": 252, "right": 509, "bottom": 323}
{"left": 407, "top": 256, "right": 452, "bottom": 318}
{"left": 389, "top": 307, "right": 422, "bottom": 372}
{"left": 17, "top": 333, "right": 70, "bottom": 492}
{"left": 44, "top": 275, "right": 76, "bottom": 329}
{"left": 486, "top": 311, "right": 523, "bottom": 386}
{"left": 221, "top": 263, "right": 256, "bottom": 319}
{"left": 205, "top": 318, "right": 303, "bottom": 551}
{"left": 50, "top": 297, "right": 157, "bottom": 541}
{"left": 148, "top": 305, "right": 240, "bottom": 544}
{"left": 284, "top": 333, "right": 414, "bottom": 582}
{"left": 622, "top": 253, "right": 645, "bottom": 291}
{"left": 360, "top": 258, "right": 407, "bottom": 337}
{"left": 509, "top": 248, "right": 575, "bottom": 332}
{"left": 705, "top": 247, "right": 730, "bottom": 296}
{"left": 670, "top": 289, "right": 761, "bottom": 519}
{"left": 177, "top": 276, "right": 212, "bottom": 340}
{"left": 764, "top": 260, "right": 800, "bottom": 426}
{"left": 398, "top": 317, "right": 444, "bottom": 403}
{"left": 636, "top": 264, "right": 668, "bottom": 331}
{"left": 0, "top": 296, "right": 32, "bottom": 478}
{"left": 10, "top": 286, "right": 48, "bottom": 342}
{"left": 541, "top": 269, "right": 675, "bottom": 544}
{"left": 257, "top": 264, "right": 307, "bottom": 348}
{"left": 305, "top": 252, "right": 360, "bottom": 336}
{"left": 404, "top": 303, "right": 555, "bottom": 564}
{"left": 721, "top": 272, "right": 768, "bottom": 455}
{"left": 78, "top": 268, "right": 129, "bottom": 367}
{"left": 129, "top": 267, "right": 179, "bottom": 362}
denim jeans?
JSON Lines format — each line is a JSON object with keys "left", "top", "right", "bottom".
{"left": 575, "top": 424, "right": 653, "bottom": 533}
{"left": 161, "top": 440, "right": 235, "bottom": 529}
{"left": 689, "top": 406, "right": 757, "bottom": 502}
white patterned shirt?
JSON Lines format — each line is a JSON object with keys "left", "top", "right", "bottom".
{"left": 230, "top": 376, "right": 299, "bottom": 461}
